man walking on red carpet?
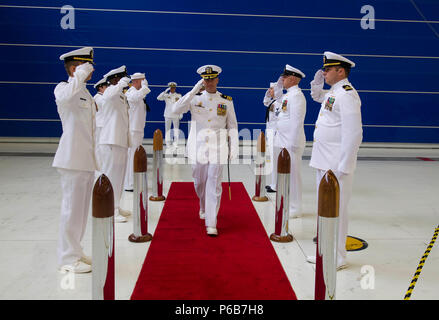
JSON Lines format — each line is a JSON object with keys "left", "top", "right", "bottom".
{"left": 172, "top": 65, "right": 239, "bottom": 237}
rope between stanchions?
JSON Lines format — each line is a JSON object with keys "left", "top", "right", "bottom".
{"left": 404, "top": 225, "right": 439, "bottom": 300}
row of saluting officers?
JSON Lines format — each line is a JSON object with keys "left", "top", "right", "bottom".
{"left": 52, "top": 47, "right": 362, "bottom": 285}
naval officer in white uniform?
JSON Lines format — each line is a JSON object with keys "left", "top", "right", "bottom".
{"left": 157, "top": 82, "right": 183, "bottom": 149}
{"left": 99, "top": 65, "right": 132, "bottom": 223}
{"left": 172, "top": 65, "right": 239, "bottom": 236}
{"left": 307, "top": 52, "right": 363, "bottom": 270}
{"left": 270, "top": 65, "right": 307, "bottom": 218}
{"left": 263, "top": 79, "right": 283, "bottom": 193}
{"left": 52, "top": 47, "right": 96, "bottom": 273}
{"left": 93, "top": 77, "right": 108, "bottom": 169}
{"left": 124, "top": 72, "right": 151, "bottom": 191}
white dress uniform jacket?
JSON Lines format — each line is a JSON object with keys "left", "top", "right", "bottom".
{"left": 94, "top": 93, "right": 105, "bottom": 130}
{"left": 262, "top": 80, "right": 282, "bottom": 131}
{"left": 93, "top": 92, "right": 104, "bottom": 168}
{"left": 172, "top": 89, "right": 239, "bottom": 163}
{"left": 123, "top": 84, "right": 150, "bottom": 190}
{"left": 309, "top": 78, "right": 362, "bottom": 174}
{"left": 126, "top": 85, "right": 151, "bottom": 132}
{"left": 99, "top": 81, "right": 131, "bottom": 148}
{"left": 52, "top": 75, "right": 98, "bottom": 172}
{"left": 272, "top": 85, "right": 306, "bottom": 150}
{"left": 157, "top": 91, "right": 183, "bottom": 119}
{"left": 272, "top": 85, "right": 306, "bottom": 216}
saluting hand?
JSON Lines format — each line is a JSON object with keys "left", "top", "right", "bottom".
{"left": 192, "top": 78, "right": 204, "bottom": 93}
{"left": 119, "top": 76, "right": 131, "bottom": 87}
{"left": 75, "top": 62, "right": 94, "bottom": 81}
{"left": 312, "top": 69, "right": 324, "bottom": 86}
{"left": 268, "top": 87, "right": 275, "bottom": 98}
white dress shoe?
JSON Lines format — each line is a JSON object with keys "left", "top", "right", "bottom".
{"left": 115, "top": 214, "right": 127, "bottom": 223}
{"left": 119, "top": 208, "right": 132, "bottom": 217}
{"left": 80, "top": 254, "right": 92, "bottom": 265}
{"left": 59, "top": 260, "right": 91, "bottom": 274}
{"left": 206, "top": 227, "right": 218, "bottom": 236}
{"left": 199, "top": 211, "right": 205, "bottom": 219}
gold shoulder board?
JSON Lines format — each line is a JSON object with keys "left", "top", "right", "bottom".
{"left": 221, "top": 94, "right": 232, "bottom": 101}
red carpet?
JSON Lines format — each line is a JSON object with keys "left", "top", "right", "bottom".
{"left": 131, "top": 182, "right": 297, "bottom": 300}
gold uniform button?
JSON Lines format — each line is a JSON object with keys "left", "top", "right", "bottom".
{"left": 208, "top": 119, "right": 211, "bottom": 122}
{"left": 209, "top": 108, "right": 212, "bottom": 111}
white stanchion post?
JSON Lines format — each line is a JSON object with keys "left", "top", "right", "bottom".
{"left": 129, "top": 145, "right": 152, "bottom": 243}
{"left": 149, "top": 129, "right": 166, "bottom": 201}
{"left": 252, "top": 131, "right": 268, "bottom": 202}
{"left": 270, "top": 148, "right": 293, "bottom": 243}
{"left": 92, "top": 174, "right": 115, "bottom": 300}
{"left": 315, "top": 170, "right": 340, "bottom": 300}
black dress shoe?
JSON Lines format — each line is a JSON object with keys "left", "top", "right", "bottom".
{"left": 313, "top": 236, "right": 317, "bottom": 244}
{"left": 266, "top": 186, "right": 276, "bottom": 193}
{"left": 125, "top": 189, "right": 134, "bottom": 192}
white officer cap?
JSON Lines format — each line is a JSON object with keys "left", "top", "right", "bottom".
{"left": 197, "top": 65, "right": 222, "bottom": 79}
{"left": 59, "top": 47, "right": 94, "bottom": 65}
{"left": 323, "top": 51, "right": 355, "bottom": 68}
{"left": 93, "top": 77, "right": 108, "bottom": 89}
{"left": 104, "top": 65, "right": 128, "bottom": 81}
{"left": 130, "top": 72, "right": 145, "bottom": 80}
{"left": 168, "top": 82, "right": 177, "bottom": 87}
{"left": 281, "top": 64, "right": 305, "bottom": 79}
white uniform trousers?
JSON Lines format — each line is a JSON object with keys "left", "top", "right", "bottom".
{"left": 57, "top": 168, "right": 94, "bottom": 267}
{"left": 273, "top": 145, "right": 304, "bottom": 216}
{"left": 192, "top": 162, "right": 223, "bottom": 228}
{"left": 316, "top": 169, "right": 354, "bottom": 265}
{"left": 99, "top": 144, "right": 128, "bottom": 211}
{"left": 124, "top": 131, "right": 144, "bottom": 190}
{"left": 165, "top": 117, "right": 180, "bottom": 147}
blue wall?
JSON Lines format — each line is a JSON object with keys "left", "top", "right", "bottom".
{"left": 0, "top": 0, "right": 438, "bottom": 142}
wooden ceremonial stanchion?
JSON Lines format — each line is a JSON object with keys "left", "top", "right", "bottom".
{"left": 92, "top": 174, "right": 115, "bottom": 300}
{"left": 314, "top": 170, "right": 340, "bottom": 300}
{"left": 129, "top": 145, "right": 152, "bottom": 243}
{"left": 149, "top": 129, "right": 166, "bottom": 201}
{"left": 270, "top": 148, "right": 293, "bottom": 243}
{"left": 252, "top": 131, "right": 268, "bottom": 202}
